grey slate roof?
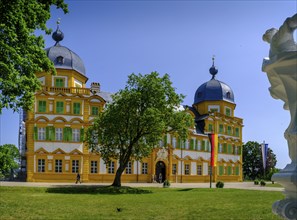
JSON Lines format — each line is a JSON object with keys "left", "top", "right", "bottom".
{"left": 193, "top": 78, "right": 235, "bottom": 105}
{"left": 45, "top": 44, "right": 86, "bottom": 76}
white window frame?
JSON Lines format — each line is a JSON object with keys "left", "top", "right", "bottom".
{"left": 38, "top": 127, "right": 46, "bottom": 140}
{"left": 38, "top": 159, "right": 45, "bottom": 172}
{"left": 55, "top": 128, "right": 63, "bottom": 141}
{"left": 126, "top": 161, "right": 132, "bottom": 174}
{"left": 142, "top": 163, "right": 148, "bottom": 174}
{"left": 72, "top": 129, "right": 80, "bottom": 142}
{"left": 108, "top": 161, "right": 115, "bottom": 174}
{"left": 72, "top": 160, "right": 79, "bottom": 173}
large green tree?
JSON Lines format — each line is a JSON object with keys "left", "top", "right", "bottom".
{"left": 0, "top": 0, "right": 68, "bottom": 113}
{"left": 86, "top": 72, "right": 193, "bottom": 187}
{"left": 0, "top": 144, "right": 20, "bottom": 178}
{"left": 242, "top": 141, "right": 277, "bottom": 180}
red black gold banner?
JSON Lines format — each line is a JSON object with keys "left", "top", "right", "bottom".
{"left": 208, "top": 133, "right": 218, "bottom": 167}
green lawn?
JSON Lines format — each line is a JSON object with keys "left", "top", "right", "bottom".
{"left": 0, "top": 186, "right": 284, "bottom": 220}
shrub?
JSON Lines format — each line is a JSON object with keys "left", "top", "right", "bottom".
{"left": 254, "top": 180, "right": 259, "bottom": 185}
{"left": 163, "top": 180, "right": 170, "bottom": 188}
{"left": 260, "top": 180, "right": 266, "bottom": 186}
{"left": 216, "top": 181, "right": 224, "bottom": 188}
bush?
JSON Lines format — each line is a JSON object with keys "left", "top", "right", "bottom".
{"left": 254, "top": 180, "right": 259, "bottom": 185}
{"left": 260, "top": 180, "right": 266, "bottom": 186}
{"left": 163, "top": 180, "right": 170, "bottom": 188}
{"left": 216, "top": 181, "right": 224, "bottom": 188}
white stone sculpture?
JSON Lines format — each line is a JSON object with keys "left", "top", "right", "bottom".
{"left": 262, "top": 13, "right": 297, "bottom": 220}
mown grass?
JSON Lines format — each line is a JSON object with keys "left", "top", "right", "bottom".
{"left": 0, "top": 186, "right": 283, "bottom": 220}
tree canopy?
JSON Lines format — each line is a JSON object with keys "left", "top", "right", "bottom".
{"left": 242, "top": 141, "right": 277, "bottom": 180}
{"left": 0, "top": 144, "right": 20, "bottom": 178}
{"left": 86, "top": 72, "right": 193, "bottom": 186}
{"left": 0, "top": 0, "right": 68, "bottom": 113}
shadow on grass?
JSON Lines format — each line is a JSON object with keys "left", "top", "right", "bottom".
{"left": 46, "top": 185, "right": 152, "bottom": 195}
{"left": 177, "top": 188, "right": 194, "bottom": 192}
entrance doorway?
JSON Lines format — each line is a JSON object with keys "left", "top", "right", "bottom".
{"left": 155, "top": 161, "right": 166, "bottom": 183}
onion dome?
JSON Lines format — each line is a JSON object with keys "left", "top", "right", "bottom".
{"left": 45, "top": 20, "right": 86, "bottom": 75}
{"left": 194, "top": 57, "right": 235, "bottom": 104}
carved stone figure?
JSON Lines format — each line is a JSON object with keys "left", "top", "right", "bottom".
{"left": 263, "top": 13, "right": 297, "bottom": 59}
{"left": 262, "top": 13, "right": 297, "bottom": 220}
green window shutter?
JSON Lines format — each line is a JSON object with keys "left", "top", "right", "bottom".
{"left": 219, "top": 124, "right": 223, "bottom": 133}
{"left": 63, "top": 128, "right": 68, "bottom": 141}
{"left": 238, "top": 146, "right": 242, "bottom": 155}
{"left": 227, "top": 166, "right": 232, "bottom": 175}
{"left": 235, "top": 166, "right": 239, "bottom": 175}
{"left": 235, "top": 128, "right": 239, "bottom": 137}
{"left": 164, "top": 135, "right": 167, "bottom": 146}
{"left": 177, "top": 139, "right": 181, "bottom": 149}
{"left": 56, "top": 102, "right": 64, "bottom": 113}
{"left": 208, "top": 124, "right": 213, "bottom": 132}
{"left": 50, "top": 127, "right": 55, "bottom": 141}
{"left": 223, "top": 143, "right": 227, "bottom": 153}
{"left": 68, "top": 128, "right": 72, "bottom": 141}
{"left": 80, "top": 128, "right": 84, "bottom": 142}
{"left": 55, "top": 78, "right": 64, "bottom": 88}
{"left": 46, "top": 127, "right": 49, "bottom": 140}
{"left": 190, "top": 139, "right": 194, "bottom": 150}
{"left": 73, "top": 103, "right": 81, "bottom": 114}
{"left": 34, "top": 126, "right": 38, "bottom": 140}
{"left": 219, "top": 166, "right": 224, "bottom": 175}
{"left": 202, "top": 141, "right": 205, "bottom": 151}
{"left": 91, "top": 106, "right": 99, "bottom": 115}
{"left": 38, "top": 101, "right": 46, "bottom": 112}
{"left": 227, "top": 144, "right": 231, "bottom": 154}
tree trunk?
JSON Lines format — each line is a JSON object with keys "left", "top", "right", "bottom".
{"left": 111, "top": 166, "right": 125, "bottom": 187}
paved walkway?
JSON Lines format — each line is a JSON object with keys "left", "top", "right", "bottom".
{"left": 0, "top": 181, "right": 284, "bottom": 191}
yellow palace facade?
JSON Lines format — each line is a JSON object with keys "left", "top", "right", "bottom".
{"left": 21, "top": 27, "right": 243, "bottom": 183}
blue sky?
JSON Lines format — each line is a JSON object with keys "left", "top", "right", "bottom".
{"left": 0, "top": 0, "right": 296, "bottom": 169}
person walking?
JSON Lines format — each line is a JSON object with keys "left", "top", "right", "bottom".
{"left": 159, "top": 173, "right": 163, "bottom": 183}
{"left": 76, "top": 173, "right": 81, "bottom": 184}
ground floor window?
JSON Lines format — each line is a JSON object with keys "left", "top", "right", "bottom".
{"left": 172, "top": 164, "right": 177, "bottom": 175}
{"left": 72, "top": 160, "right": 79, "bottom": 173}
{"left": 108, "top": 161, "right": 115, "bottom": 174}
{"left": 197, "top": 165, "right": 202, "bottom": 175}
{"left": 91, "top": 161, "right": 98, "bottom": 173}
{"left": 126, "top": 162, "right": 132, "bottom": 174}
{"left": 38, "top": 159, "right": 45, "bottom": 172}
{"left": 55, "top": 160, "right": 62, "bottom": 173}
{"left": 184, "top": 164, "right": 190, "bottom": 175}
{"left": 142, "top": 163, "right": 148, "bottom": 174}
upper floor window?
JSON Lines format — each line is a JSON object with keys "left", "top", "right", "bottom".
{"left": 225, "top": 107, "right": 231, "bottom": 116}
{"left": 38, "top": 127, "right": 46, "bottom": 140}
{"left": 72, "top": 129, "right": 80, "bottom": 142}
{"left": 38, "top": 100, "right": 46, "bottom": 113}
{"left": 91, "top": 106, "right": 99, "bottom": 116}
{"left": 55, "top": 78, "right": 65, "bottom": 88}
{"left": 235, "top": 128, "right": 240, "bottom": 137}
{"left": 56, "top": 56, "right": 64, "bottom": 64}
{"left": 208, "top": 105, "right": 220, "bottom": 113}
{"left": 197, "top": 165, "right": 202, "bottom": 175}
{"left": 73, "top": 103, "right": 81, "bottom": 115}
{"left": 55, "top": 128, "right": 63, "bottom": 141}
{"left": 56, "top": 101, "right": 64, "bottom": 114}
{"left": 219, "top": 124, "right": 224, "bottom": 133}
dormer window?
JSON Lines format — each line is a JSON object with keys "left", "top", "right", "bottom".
{"left": 56, "top": 56, "right": 64, "bottom": 64}
{"left": 226, "top": 91, "right": 231, "bottom": 99}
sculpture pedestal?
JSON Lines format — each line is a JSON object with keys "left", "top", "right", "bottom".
{"left": 272, "top": 163, "right": 297, "bottom": 219}
{"left": 262, "top": 51, "right": 297, "bottom": 220}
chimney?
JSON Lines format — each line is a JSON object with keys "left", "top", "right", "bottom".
{"left": 90, "top": 82, "right": 100, "bottom": 95}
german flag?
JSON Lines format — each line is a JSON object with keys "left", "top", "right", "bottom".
{"left": 208, "top": 133, "right": 218, "bottom": 167}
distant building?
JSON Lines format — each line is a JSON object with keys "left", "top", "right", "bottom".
{"left": 21, "top": 26, "right": 243, "bottom": 183}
